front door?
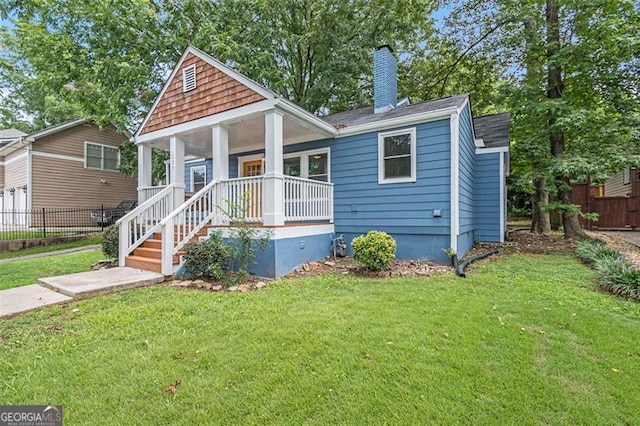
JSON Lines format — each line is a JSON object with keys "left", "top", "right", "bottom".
{"left": 243, "top": 159, "right": 263, "bottom": 177}
{"left": 241, "top": 159, "right": 264, "bottom": 220}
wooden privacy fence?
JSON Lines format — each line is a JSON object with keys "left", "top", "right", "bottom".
{"left": 572, "top": 170, "right": 640, "bottom": 230}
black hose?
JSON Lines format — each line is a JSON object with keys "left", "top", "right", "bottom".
{"left": 455, "top": 249, "right": 499, "bottom": 278}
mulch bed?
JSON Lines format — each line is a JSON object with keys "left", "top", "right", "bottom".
{"left": 171, "top": 229, "right": 640, "bottom": 291}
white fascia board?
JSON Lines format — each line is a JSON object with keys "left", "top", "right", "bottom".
{"left": 135, "top": 99, "right": 277, "bottom": 144}
{"left": 212, "top": 223, "right": 334, "bottom": 240}
{"left": 31, "top": 151, "right": 84, "bottom": 163}
{"left": 0, "top": 137, "right": 30, "bottom": 157}
{"left": 450, "top": 112, "right": 460, "bottom": 254}
{"left": 26, "top": 119, "right": 87, "bottom": 141}
{"left": 336, "top": 107, "right": 458, "bottom": 138}
{"left": 475, "top": 138, "right": 485, "bottom": 148}
{"left": 476, "top": 146, "right": 509, "bottom": 154}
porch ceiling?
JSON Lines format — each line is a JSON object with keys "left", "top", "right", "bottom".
{"left": 146, "top": 113, "right": 330, "bottom": 158}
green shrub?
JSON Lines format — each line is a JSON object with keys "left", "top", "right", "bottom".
{"left": 102, "top": 225, "right": 119, "bottom": 259}
{"left": 576, "top": 239, "right": 640, "bottom": 302}
{"left": 351, "top": 230, "right": 396, "bottom": 271}
{"left": 183, "top": 231, "right": 230, "bottom": 281}
{"left": 576, "top": 239, "right": 618, "bottom": 264}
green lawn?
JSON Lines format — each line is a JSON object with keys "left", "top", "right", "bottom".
{"left": 1, "top": 254, "right": 640, "bottom": 424}
{"left": 0, "top": 249, "right": 105, "bottom": 290}
{"left": 0, "top": 235, "right": 102, "bottom": 260}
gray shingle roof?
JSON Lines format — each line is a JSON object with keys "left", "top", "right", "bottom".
{"left": 473, "top": 113, "right": 510, "bottom": 148}
{"left": 321, "top": 94, "right": 469, "bottom": 128}
{"left": 0, "top": 128, "right": 27, "bottom": 141}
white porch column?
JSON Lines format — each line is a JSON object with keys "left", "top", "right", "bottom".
{"left": 211, "top": 125, "right": 229, "bottom": 180}
{"left": 169, "top": 135, "right": 185, "bottom": 208}
{"left": 137, "top": 143, "right": 152, "bottom": 204}
{"left": 263, "top": 110, "right": 285, "bottom": 226}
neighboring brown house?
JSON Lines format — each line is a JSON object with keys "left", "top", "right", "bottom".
{"left": 0, "top": 120, "right": 137, "bottom": 219}
{"left": 573, "top": 167, "right": 640, "bottom": 229}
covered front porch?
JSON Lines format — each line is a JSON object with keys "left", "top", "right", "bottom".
{"left": 119, "top": 105, "right": 336, "bottom": 275}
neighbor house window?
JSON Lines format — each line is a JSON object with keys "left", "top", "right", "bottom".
{"left": 623, "top": 168, "right": 631, "bottom": 185}
{"left": 85, "top": 142, "right": 119, "bottom": 171}
{"left": 378, "top": 128, "right": 416, "bottom": 184}
{"left": 183, "top": 64, "right": 196, "bottom": 92}
{"left": 191, "top": 166, "right": 206, "bottom": 192}
{"left": 283, "top": 149, "right": 329, "bottom": 182}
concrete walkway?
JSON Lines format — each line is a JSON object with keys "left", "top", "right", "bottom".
{"left": 0, "top": 267, "right": 165, "bottom": 318}
{"left": 0, "top": 244, "right": 102, "bottom": 264}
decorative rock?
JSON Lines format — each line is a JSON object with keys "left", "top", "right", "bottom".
{"left": 210, "top": 285, "right": 223, "bottom": 291}
{"left": 255, "top": 281, "right": 267, "bottom": 289}
{"left": 227, "top": 286, "right": 239, "bottom": 292}
{"left": 341, "top": 271, "right": 349, "bottom": 275}
{"left": 324, "top": 261, "right": 336, "bottom": 267}
{"left": 238, "top": 284, "right": 251, "bottom": 292}
{"left": 302, "top": 263, "right": 311, "bottom": 271}
{"left": 203, "top": 283, "right": 212, "bottom": 291}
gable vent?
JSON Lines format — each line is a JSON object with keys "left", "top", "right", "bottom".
{"left": 183, "top": 64, "right": 196, "bottom": 92}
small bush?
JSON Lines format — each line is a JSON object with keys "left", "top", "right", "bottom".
{"left": 102, "top": 225, "right": 119, "bottom": 259}
{"left": 351, "top": 231, "right": 396, "bottom": 271}
{"left": 576, "top": 239, "right": 640, "bottom": 302}
{"left": 182, "top": 231, "right": 230, "bottom": 282}
{"left": 576, "top": 239, "right": 618, "bottom": 264}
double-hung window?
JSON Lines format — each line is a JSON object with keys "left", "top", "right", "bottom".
{"left": 85, "top": 142, "right": 120, "bottom": 171}
{"left": 378, "top": 128, "right": 416, "bottom": 184}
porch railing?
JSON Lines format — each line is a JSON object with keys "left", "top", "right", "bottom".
{"left": 118, "top": 184, "right": 175, "bottom": 267}
{"left": 284, "top": 176, "right": 333, "bottom": 222}
{"left": 220, "top": 176, "right": 264, "bottom": 223}
{"left": 139, "top": 185, "right": 166, "bottom": 204}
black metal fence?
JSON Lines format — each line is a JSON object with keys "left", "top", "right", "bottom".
{"left": 0, "top": 205, "right": 122, "bottom": 240}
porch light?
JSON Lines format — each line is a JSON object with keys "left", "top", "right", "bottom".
{"left": 22, "top": 184, "right": 28, "bottom": 194}
{"left": 0, "top": 189, "right": 3, "bottom": 197}
{"left": 9, "top": 188, "right": 15, "bottom": 195}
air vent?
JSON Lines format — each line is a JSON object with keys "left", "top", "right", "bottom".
{"left": 183, "top": 64, "right": 196, "bottom": 92}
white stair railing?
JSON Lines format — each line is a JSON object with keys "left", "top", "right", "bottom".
{"left": 118, "top": 184, "right": 175, "bottom": 267}
{"left": 139, "top": 185, "right": 166, "bottom": 204}
{"left": 284, "top": 176, "right": 334, "bottom": 222}
{"left": 159, "top": 179, "right": 225, "bottom": 275}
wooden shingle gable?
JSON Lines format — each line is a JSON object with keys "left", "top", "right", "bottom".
{"left": 138, "top": 47, "right": 273, "bottom": 136}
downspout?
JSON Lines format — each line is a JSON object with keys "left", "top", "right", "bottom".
{"left": 450, "top": 112, "right": 460, "bottom": 257}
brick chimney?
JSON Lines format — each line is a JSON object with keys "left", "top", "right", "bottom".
{"left": 373, "top": 45, "right": 398, "bottom": 114}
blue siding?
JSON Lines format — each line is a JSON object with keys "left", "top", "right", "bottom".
{"left": 251, "top": 232, "right": 333, "bottom": 278}
{"left": 458, "top": 104, "right": 475, "bottom": 236}
{"left": 457, "top": 104, "right": 476, "bottom": 257}
{"left": 184, "top": 159, "right": 213, "bottom": 192}
{"left": 475, "top": 152, "right": 501, "bottom": 242}
{"left": 333, "top": 120, "right": 452, "bottom": 263}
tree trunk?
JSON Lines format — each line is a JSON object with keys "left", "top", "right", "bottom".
{"left": 531, "top": 177, "right": 551, "bottom": 234}
{"left": 545, "top": 0, "right": 586, "bottom": 240}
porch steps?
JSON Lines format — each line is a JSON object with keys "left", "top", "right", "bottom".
{"left": 124, "top": 225, "right": 213, "bottom": 275}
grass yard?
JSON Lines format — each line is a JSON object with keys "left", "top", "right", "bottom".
{"left": 1, "top": 254, "right": 640, "bottom": 424}
{"left": 0, "top": 235, "right": 102, "bottom": 260}
{"left": 0, "top": 249, "right": 104, "bottom": 290}
{"left": 0, "top": 230, "right": 66, "bottom": 240}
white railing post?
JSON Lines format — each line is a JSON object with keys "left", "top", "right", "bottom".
{"left": 118, "top": 221, "right": 128, "bottom": 267}
{"left": 162, "top": 218, "right": 174, "bottom": 275}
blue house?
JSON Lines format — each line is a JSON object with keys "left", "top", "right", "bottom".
{"left": 118, "top": 46, "right": 509, "bottom": 277}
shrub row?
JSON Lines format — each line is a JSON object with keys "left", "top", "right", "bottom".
{"left": 576, "top": 239, "right": 640, "bottom": 302}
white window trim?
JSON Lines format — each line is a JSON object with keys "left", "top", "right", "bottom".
{"left": 623, "top": 168, "right": 631, "bottom": 185}
{"left": 284, "top": 148, "right": 330, "bottom": 181}
{"left": 190, "top": 165, "right": 207, "bottom": 192}
{"left": 84, "top": 141, "right": 120, "bottom": 172}
{"left": 183, "top": 64, "right": 196, "bottom": 92}
{"left": 378, "top": 127, "right": 417, "bottom": 184}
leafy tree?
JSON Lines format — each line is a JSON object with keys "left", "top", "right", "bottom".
{"left": 443, "top": 0, "right": 640, "bottom": 239}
